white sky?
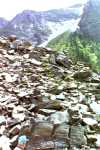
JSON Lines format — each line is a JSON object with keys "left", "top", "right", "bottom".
{"left": 0, "top": 0, "right": 88, "bottom": 20}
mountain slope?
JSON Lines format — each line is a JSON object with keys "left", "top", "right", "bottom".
{"left": 0, "top": 17, "right": 8, "bottom": 28}
{"left": 48, "top": 0, "right": 100, "bottom": 72}
{"left": 79, "top": 0, "right": 100, "bottom": 41}
{"left": 0, "top": 36, "right": 100, "bottom": 150}
{"left": 0, "top": 5, "right": 83, "bottom": 46}
{"left": 48, "top": 31, "right": 100, "bottom": 72}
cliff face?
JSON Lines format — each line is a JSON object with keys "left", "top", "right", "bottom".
{"left": 79, "top": 0, "right": 100, "bottom": 41}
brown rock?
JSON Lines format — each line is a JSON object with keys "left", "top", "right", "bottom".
{"left": 8, "top": 35, "right": 17, "bottom": 42}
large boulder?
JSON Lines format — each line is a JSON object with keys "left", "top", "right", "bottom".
{"left": 55, "top": 53, "right": 72, "bottom": 68}
{"left": 73, "top": 68, "right": 92, "bottom": 80}
{"left": 70, "top": 125, "right": 87, "bottom": 148}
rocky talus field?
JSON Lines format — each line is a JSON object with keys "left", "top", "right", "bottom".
{"left": 0, "top": 36, "right": 100, "bottom": 150}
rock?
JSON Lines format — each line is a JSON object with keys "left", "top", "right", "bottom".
{"left": 87, "top": 134, "right": 97, "bottom": 147}
{"left": 56, "top": 53, "right": 72, "bottom": 68}
{"left": 0, "top": 135, "right": 11, "bottom": 150}
{"left": 0, "top": 38, "right": 9, "bottom": 47}
{"left": 8, "top": 49, "right": 15, "bottom": 54}
{"left": 56, "top": 93, "right": 65, "bottom": 100}
{"left": 91, "top": 73, "right": 100, "bottom": 83}
{"left": 49, "top": 53, "right": 56, "bottom": 64}
{"left": 34, "top": 114, "right": 47, "bottom": 122}
{"left": 95, "top": 94, "right": 100, "bottom": 100}
{"left": 70, "top": 125, "right": 87, "bottom": 148}
{"left": 32, "top": 122, "right": 53, "bottom": 137}
{"left": 87, "top": 134, "right": 100, "bottom": 148}
{"left": 39, "top": 109, "right": 56, "bottom": 116}
{"left": 22, "top": 41, "right": 32, "bottom": 48}
{"left": 0, "top": 125, "right": 6, "bottom": 135}
{"left": 73, "top": 69, "right": 92, "bottom": 80}
{"left": 3, "top": 73, "right": 18, "bottom": 83}
{"left": 77, "top": 104, "right": 89, "bottom": 114}
{"left": 57, "top": 84, "right": 64, "bottom": 91}
{"left": 23, "top": 54, "right": 29, "bottom": 59}
{"left": 17, "top": 91, "right": 29, "bottom": 97}
{"left": 50, "top": 95, "right": 57, "bottom": 101}
{"left": 68, "top": 107, "right": 81, "bottom": 125}
{"left": 4, "top": 54, "right": 15, "bottom": 61}
{"left": 10, "top": 40, "right": 20, "bottom": 49}
{"left": 0, "top": 36, "right": 99, "bottom": 149}
{"left": 90, "top": 102, "right": 100, "bottom": 114}
{"left": 82, "top": 117, "right": 98, "bottom": 126}
{"left": 0, "top": 116, "right": 6, "bottom": 125}
{"left": 44, "top": 100, "right": 64, "bottom": 110}
{"left": 12, "top": 106, "right": 26, "bottom": 121}
{"left": 8, "top": 35, "right": 17, "bottom": 42}
{"left": 95, "top": 134, "right": 100, "bottom": 148}
{"left": 9, "top": 125, "right": 21, "bottom": 136}
{"left": 53, "top": 123, "right": 69, "bottom": 139}
{"left": 10, "top": 135, "right": 19, "bottom": 148}
{"left": 66, "top": 82, "right": 77, "bottom": 90}
{"left": 49, "top": 110, "right": 69, "bottom": 124}
{"left": 27, "top": 140, "right": 55, "bottom": 150}
{"left": 29, "top": 58, "right": 42, "bottom": 66}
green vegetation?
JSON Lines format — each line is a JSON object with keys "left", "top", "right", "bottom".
{"left": 48, "top": 31, "right": 100, "bottom": 72}
{"left": 48, "top": 31, "right": 71, "bottom": 52}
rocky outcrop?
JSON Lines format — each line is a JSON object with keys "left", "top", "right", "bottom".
{"left": 0, "top": 36, "right": 100, "bottom": 150}
{"left": 79, "top": 0, "right": 100, "bottom": 41}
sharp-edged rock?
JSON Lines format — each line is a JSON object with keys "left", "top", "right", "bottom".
{"left": 0, "top": 36, "right": 99, "bottom": 149}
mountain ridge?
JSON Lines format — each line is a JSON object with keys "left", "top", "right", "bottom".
{"left": 0, "top": 5, "right": 83, "bottom": 46}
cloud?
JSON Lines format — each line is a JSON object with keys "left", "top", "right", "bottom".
{"left": 0, "top": 0, "right": 87, "bottom": 20}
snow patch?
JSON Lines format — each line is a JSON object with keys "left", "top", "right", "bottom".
{"left": 40, "top": 19, "right": 80, "bottom": 46}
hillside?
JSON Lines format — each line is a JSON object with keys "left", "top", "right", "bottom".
{"left": 0, "top": 36, "right": 100, "bottom": 150}
{"left": 48, "top": 31, "right": 100, "bottom": 72}
{"left": 48, "top": 0, "right": 100, "bottom": 73}
{"left": 0, "top": 0, "right": 100, "bottom": 149}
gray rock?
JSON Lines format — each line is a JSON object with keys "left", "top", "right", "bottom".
{"left": 53, "top": 123, "right": 69, "bottom": 139}
{"left": 90, "top": 102, "right": 100, "bottom": 114}
{"left": 73, "top": 69, "right": 92, "bottom": 80}
{"left": 33, "top": 122, "right": 53, "bottom": 137}
{"left": 49, "top": 110, "right": 69, "bottom": 124}
{"left": 0, "top": 116, "right": 6, "bottom": 125}
{"left": 49, "top": 53, "right": 56, "bottom": 64}
{"left": 82, "top": 117, "right": 98, "bottom": 126}
{"left": 70, "top": 125, "right": 87, "bottom": 148}
{"left": 56, "top": 53, "right": 72, "bottom": 68}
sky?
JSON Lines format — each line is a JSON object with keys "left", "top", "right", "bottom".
{"left": 0, "top": 0, "right": 88, "bottom": 20}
